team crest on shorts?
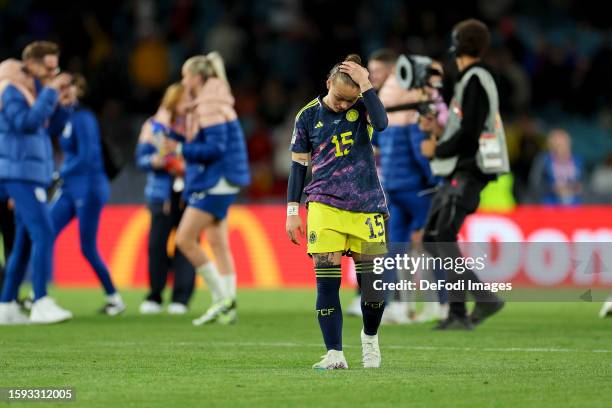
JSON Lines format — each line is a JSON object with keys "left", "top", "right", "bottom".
{"left": 309, "top": 231, "right": 317, "bottom": 244}
{"left": 346, "top": 109, "right": 359, "bottom": 122}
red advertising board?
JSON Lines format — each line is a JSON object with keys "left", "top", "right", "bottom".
{"left": 53, "top": 205, "right": 612, "bottom": 288}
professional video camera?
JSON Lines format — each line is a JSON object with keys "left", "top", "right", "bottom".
{"left": 385, "top": 54, "right": 442, "bottom": 114}
{"left": 396, "top": 54, "right": 442, "bottom": 90}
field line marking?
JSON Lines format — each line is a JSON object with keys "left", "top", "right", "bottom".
{"left": 95, "top": 341, "right": 612, "bottom": 354}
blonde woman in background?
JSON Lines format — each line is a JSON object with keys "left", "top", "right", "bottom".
{"left": 164, "top": 52, "right": 250, "bottom": 325}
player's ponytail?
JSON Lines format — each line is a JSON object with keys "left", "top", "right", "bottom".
{"left": 328, "top": 54, "right": 362, "bottom": 88}
{"left": 182, "top": 52, "right": 229, "bottom": 86}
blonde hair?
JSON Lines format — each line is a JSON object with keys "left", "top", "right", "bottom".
{"left": 159, "top": 82, "right": 185, "bottom": 123}
{"left": 182, "top": 51, "right": 228, "bottom": 85}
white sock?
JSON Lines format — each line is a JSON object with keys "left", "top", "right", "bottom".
{"left": 107, "top": 293, "right": 123, "bottom": 304}
{"left": 196, "top": 262, "right": 228, "bottom": 303}
{"left": 222, "top": 274, "right": 236, "bottom": 299}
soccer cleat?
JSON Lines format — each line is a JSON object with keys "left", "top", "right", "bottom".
{"left": 192, "top": 298, "right": 232, "bottom": 326}
{"left": 99, "top": 298, "right": 126, "bottom": 316}
{"left": 470, "top": 300, "right": 505, "bottom": 326}
{"left": 346, "top": 296, "right": 362, "bottom": 317}
{"left": 361, "top": 329, "right": 381, "bottom": 368}
{"left": 139, "top": 300, "right": 162, "bottom": 315}
{"left": 312, "top": 350, "right": 348, "bottom": 370}
{"left": 381, "top": 302, "right": 412, "bottom": 325}
{"left": 434, "top": 314, "right": 474, "bottom": 331}
{"left": 167, "top": 302, "right": 188, "bottom": 315}
{"left": 217, "top": 300, "right": 237, "bottom": 325}
{"left": 599, "top": 296, "right": 612, "bottom": 318}
{"left": 0, "top": 301, "right": 30, "bottom": 325}
{"left": 30, "top": 297, "right": 73, "bottom": 324}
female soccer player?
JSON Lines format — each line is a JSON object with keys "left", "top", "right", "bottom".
{"left": 49, "top": 74, "right": 125, "bottom": 315}
{"left": 168, "top": 53, "right": 250, "bottom": 325}
{"left": 286, "top": 54, "right": 389, "bottom": 369}
{"left": 136, "top": 83, "right": 196, "bottom": 315}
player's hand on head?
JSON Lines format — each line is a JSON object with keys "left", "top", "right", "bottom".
{"left": 286, "top": 215, "right": 304, "bottom": 245}
{"left": 339, "top": 61, "right": 371, "bottom": 91}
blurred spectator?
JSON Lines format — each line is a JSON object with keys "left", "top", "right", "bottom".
{"left": 529, "top": 129, "right": 584, "bottom": 205}
{"left": 590, "top": 154, "right": 612, "bottom": 202}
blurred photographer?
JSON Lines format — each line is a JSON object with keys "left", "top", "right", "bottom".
{"left": 365, "top": 52, "right": 448, "bottom": 324}
{"left": 420, "top": 19, "right": 509, "bottom": 330}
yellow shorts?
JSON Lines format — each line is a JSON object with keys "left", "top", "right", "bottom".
{"left": 306, "top": 201, "right": 387, "bottom": 255}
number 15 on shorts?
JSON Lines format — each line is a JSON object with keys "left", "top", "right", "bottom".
{"left": 365, "top": 214, "right": 384, "bottom": 239}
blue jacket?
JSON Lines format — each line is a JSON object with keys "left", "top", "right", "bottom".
{"left": 59, "top": 106, "right": 106, "bottom": 181}
{"left": 135, "top": 120, "right": 177, "bottom": 204}
{"left": 374, "top": 124, "right": 438, "bottom": 192}
{"left": 183, "top": 119, "right": 250, "bottom": 194}
{"left": 0, "top": 84, "right": 65, "bottom": 185}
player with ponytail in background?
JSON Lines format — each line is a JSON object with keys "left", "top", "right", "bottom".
{"left": 165, "top": 52, "right": 250, "bottom": 326}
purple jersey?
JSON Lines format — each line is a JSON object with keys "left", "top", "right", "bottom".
{"left": 291, "top": 96, "right": 388, "bottom": 214}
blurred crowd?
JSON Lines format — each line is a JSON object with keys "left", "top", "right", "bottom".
{"left": 1, "top": 0, "right": 611, "bottom": 203}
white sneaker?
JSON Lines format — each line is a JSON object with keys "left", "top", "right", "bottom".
{"left": 346, "top": 296, "right": 362, "bottom": 317}
{"left": 30, "top": 297, "right": 73, "bottom": 324}
{"left": 312, "top": 349, "right": 348, "bottom": 370}
{"left": 599, "top": 296, "right": 612, "bottom": 318}
{"left": 139, "top": 300, "right": 162, "bottom": 315}
{"left": 361, "top": 329, "right": 381, "bottom": 368}
{"left": 193, "top": 298, "right": 232, "bottom": 326}
{"left": 167, "top": 302, "right": 188, "bottom": 315}
{"left": 100, "top": 293, "right": 126, "bottom": 316}
{"left": 381, "top": 302, "right": 412, "bottom": 325}
{"left": 0, "top": 301, "right": 30, "bottom": 325}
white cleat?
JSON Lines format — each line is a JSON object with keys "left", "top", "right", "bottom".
{"left": 192, "top": 298, "right": 232, "bottom": 326}
{"left": 30, "top": 297, "right": 73, "bottom": 324}
{"left": 139, "top": 300, "right": 162, "bottom": 315}
{"left": 361, "top": 329, "right": 381, "bottom": 368}
{"left": 0, "top": 301, "right": 30, "bottom": 325}
{"left": 599, "top": 296, "right": 612, "bottom": 318}
{"left": 346, "top": 296, "right": 362, "bottom": 317}
{"left": 312, "top": 350, "right": 348, "bottom": 370}
{"left": 167, "top": 302, "right": 188, "bottom": 315}
{"left": 100, "top": 293, "right": 126, "bottom": 316}
{"left": 381, "top": 302, "right": 412, "bottom": 325}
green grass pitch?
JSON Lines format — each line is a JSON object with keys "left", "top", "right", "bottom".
{"left": 1, "top": 288, "right": 611, "bottom": 407}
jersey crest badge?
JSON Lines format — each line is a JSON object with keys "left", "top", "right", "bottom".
{"left": 346, "top": 109, "right": 359, "bottom": 122}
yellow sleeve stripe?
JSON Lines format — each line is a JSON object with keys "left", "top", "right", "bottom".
{"left": 295, "top": 98, "right": 319, "bottom": 122}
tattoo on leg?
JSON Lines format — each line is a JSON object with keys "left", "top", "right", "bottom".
{"left": 314, "top": 253, "right": 337, "bottom": 268}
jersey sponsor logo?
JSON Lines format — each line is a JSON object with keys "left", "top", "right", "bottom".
{"left": 315, "top": 121, "right": 323, "bottom": 129}
{"left": 346, "top": 109, "right": 359, "bottom": 122}
{"left": 309, "top": 231, "right": 317, "bottom": 244}
{"left": 34, "top": 187, "right": 47, "bottom": 203}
